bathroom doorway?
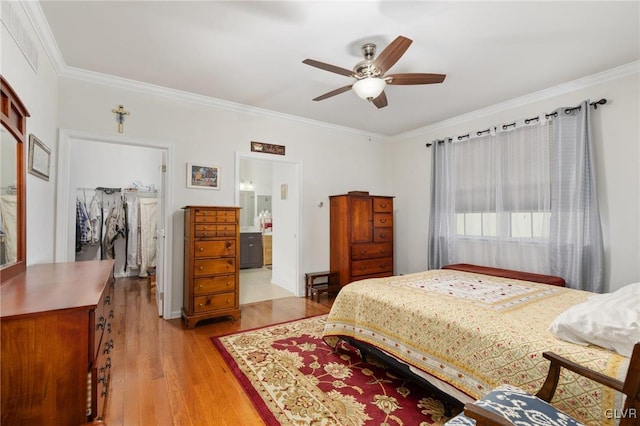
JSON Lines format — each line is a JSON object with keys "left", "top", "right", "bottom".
{"left": 235, "top": 152, "right": 301, "bottom": 301}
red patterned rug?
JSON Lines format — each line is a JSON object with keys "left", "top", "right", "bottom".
{"left": 211, "top": 315, "right": 462, "bottom": 425}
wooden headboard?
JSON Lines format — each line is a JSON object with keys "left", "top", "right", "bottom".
{"left": 442, "top": 263, "right": 566, "bottom": 287}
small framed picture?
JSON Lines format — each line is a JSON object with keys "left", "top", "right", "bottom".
{"left": 28, "top": 134, "right": 51, "bottom": 181}
{"left": 187, "top": 163, "right": 220, "bottom": 190}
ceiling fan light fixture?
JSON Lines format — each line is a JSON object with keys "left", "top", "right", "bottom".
{"left": 353, "top": 77, "right": 386, "bottom": 101}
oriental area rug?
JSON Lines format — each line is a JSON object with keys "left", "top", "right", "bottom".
{"left": 211, "top": 315, "right": 462, "bottom": 426}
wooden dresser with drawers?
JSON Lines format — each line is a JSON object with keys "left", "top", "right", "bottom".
{"left": 182, "top": 205, "right": 241, "bottom": 328}
{"left": 330, "top": 191, "right": 394, "bottom": 287}
{"left": 0, "top": 260, "right": 116, "bottom": 425}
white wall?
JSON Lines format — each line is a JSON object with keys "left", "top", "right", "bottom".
{"left": 1, "top": 1, "right": 59, "bottom": 266}
{"left": 56, "top": 77, "right": 393, "bottom": 317}
{"left": 270, "top": 160, "right": 299, "bottom": 294}
{"left": 72, "top": 141, "right": 161, "bottom": 190}
{"left": 391, "top": 69, "right": 640, "bottom": 292}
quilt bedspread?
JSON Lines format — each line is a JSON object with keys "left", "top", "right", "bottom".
{"left": 322, "top": 269, "right": 629, "bottom": 425}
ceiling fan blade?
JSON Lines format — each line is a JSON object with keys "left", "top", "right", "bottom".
{"left": 373, "top": 36, "right": 413, "bottom": 74}
{"left": 303, "top": 59, "right": 354, "bottom": 77}
{"left": 372, "top": 91, "right": 388, "bottom": 108}
{"left": 312, "top": 85, "right": 353, "bottom": 101}
{"left": 386, "top": 73, "right": 446, "bottom": 85}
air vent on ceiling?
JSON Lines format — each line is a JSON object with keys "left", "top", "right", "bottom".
{"left": 1, "top": 1, "right": 39, "bottom": 73}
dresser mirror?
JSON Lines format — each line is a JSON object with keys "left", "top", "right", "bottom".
{"left": 1, "top": 76, "right": 29, "bottom": 282}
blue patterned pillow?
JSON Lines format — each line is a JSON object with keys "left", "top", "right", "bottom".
{"left": 445, "top": 384, "right": 584, "bottom": 426}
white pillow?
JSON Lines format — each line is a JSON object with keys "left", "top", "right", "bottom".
{"left": 549, "top": 282, "right": 640, "bottom": 357}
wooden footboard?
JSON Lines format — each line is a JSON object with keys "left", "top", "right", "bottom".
{"left": 441, "top": 263, "right": 565, "bottom": 287}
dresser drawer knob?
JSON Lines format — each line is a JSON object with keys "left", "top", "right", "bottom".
{"left": 227, "top": 261, "right": 232, "bottom": 269}
{"left": 199, "top": 303, "right": 204, "bottom": 308}
{"left": 379, "top": 219, "right": 387, "bottom": 223}
{"left": 379, "top": 233, "right": 387, "bottom": 238}
{"left": 227, "top": 299, "right": 231, "bottom": 304}
{"left": 198, "top": 284, "right": 203, "bottom": 289}
{"left": 227, "top": 281, "right": 231, "bottom": 287}
{"left": 380, "top": 203, "right": 387, "bottom": 208}
{"left": 199, "top": 246, "right": 204, "bottom": 251}
{"left": 226, "top": 242, "right": 232, "bottom": 250}
{"left": 199, "top": 266, "right": 204, "bottom": 271}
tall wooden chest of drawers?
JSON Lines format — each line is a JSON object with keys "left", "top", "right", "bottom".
{"left": 0, "top": 260, "right": 116, "bottom": 425}
{"left": 182, "top": 206, "right": 241, "bottom": 328}
{"left": 330, "top": 192, "right": 394, "bottom": 287}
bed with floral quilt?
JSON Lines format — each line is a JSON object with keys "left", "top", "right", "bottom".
{"left": 322, "top": 267, "right": 631, "bottom": 425}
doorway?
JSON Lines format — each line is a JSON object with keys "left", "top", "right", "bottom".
{"left": 55, "top": 129, "right": 173, "bottom": 317}
{"left": 235, "top": 152, "right": 302, "bottom": 299}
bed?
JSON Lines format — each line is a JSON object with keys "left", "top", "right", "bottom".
{"left": 322, "top": 265, "right": 631, "bottom": 425}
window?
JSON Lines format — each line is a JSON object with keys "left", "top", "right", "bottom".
{"left": 456, "top": 212, "right": 497, "bottom": 237}
{"left": 455, "top": 211, "right": 550, "bottom": 239}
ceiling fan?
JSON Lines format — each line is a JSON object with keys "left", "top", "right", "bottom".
{"left": 302, "top": 35, "right": 446, "bottom": 109}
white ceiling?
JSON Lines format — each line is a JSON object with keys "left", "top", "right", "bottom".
{"left": 38, "top": 1, "right": 639, "bottom": 136}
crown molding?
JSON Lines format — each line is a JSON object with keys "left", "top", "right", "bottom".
{"left": 59, "top": 65, "right": 390, "bottom": 141}
{"left": 392, "top": 60, "right": 640, "bottom": 142}
{"left": 22, "top": 0, "right": 389, "bottom": 142}
{"left": 21, "top": 0, "right": 638, "bottom": 143}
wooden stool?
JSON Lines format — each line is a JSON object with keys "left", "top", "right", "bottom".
{"left": 305, "top": 271, "right": 335, "bottom": 302}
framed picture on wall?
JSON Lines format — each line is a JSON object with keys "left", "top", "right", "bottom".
{"left": 187, "top": 163, "right": 220, "bottom": 190}
{"left": 28, "top": 134, "right": 51, "bottom": 181}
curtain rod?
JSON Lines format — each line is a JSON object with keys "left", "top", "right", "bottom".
{"left": 426, "top": 98, "right": 607, "bottom": 147}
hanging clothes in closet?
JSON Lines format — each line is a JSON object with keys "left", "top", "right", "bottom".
{"left": 102, "top": 191, "right": 128, "bottom": 268}
{"left": 75, "top": 185, "right": 158, "bottom": 277}
{"left": 138, "top": 197, "right": 158, "bottom": 277}
{"left": 123, "top": 189, "right": 158, "bottom": 277}
{"left": 75, "top": 188, "right": 103, "bottom": 258}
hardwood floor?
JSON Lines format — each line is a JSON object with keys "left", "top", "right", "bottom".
{"left": 104, "top": 277, "right": 334, "bottom": 425}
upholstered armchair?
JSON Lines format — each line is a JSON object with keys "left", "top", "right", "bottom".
{"left": 446, "top": 343, "right": 640, "bottom": 426}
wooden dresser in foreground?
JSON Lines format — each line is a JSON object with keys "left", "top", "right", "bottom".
{"left": 182, "top": 206, "right": 241, "bottom": 328}
{"left": 1, "top": 260, "right": 116, "bottom": 425}
{"left": 330, "top": 192, "right": 394, "bottom": 287}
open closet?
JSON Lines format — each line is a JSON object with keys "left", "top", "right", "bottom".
{"left": 56, "top": 131, "right": 170, "bottom": 317}
{"left": 75, "top": 185, "right": 158, "bottom": 278}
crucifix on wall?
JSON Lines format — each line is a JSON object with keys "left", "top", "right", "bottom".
{"left": 111, "top": 104, "right": 130, "bottom": 133}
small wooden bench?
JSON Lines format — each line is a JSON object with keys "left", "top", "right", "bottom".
{"left": 442, "top": 263, "right": 566, "bottom": 287}
{"left": 304, "top": 271, "right": 336, "bottom": 302}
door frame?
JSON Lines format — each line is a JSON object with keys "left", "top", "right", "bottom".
{"left": 235, "top": 151, "right": 303, "bottom": 296}
{"left": 55, "top": 128, "right": 174, "bottom": 317}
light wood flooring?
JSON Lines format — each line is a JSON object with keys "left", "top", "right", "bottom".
{"left": 104, "top": 276, "right": 334, "bottom": 425}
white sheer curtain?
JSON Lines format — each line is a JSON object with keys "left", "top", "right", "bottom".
{"left": 549, "top": 101, "right": 604, "bottom": 292}
{"left": 429, "top": 100, "right": 604, "bottom": 292}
